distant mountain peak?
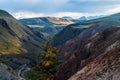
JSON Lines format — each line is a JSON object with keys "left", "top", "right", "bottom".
{"left": 62, "top": 16, "right": 73, "bottom": 19}
{"left": 79, "top": 16, "right": 87, "bottom": 21}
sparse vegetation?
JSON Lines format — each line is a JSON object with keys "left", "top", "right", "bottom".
{"left": 27, "top": 44, "right": 59, "bottom": 80}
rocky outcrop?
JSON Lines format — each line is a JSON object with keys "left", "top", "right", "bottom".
{"left": 51, "top": 13, "right": 120, "bottom": 48}
{"left": 54, "top": 26, "right": 120, "bottom": 80}
{"left": 0, "top": 62, "right": 30, "bottom": 80}
{"left": 51, "top": 13, "right": 120, "bottom": 80}
{"left": 0, "top": 62, "right": 18, "bottom": 80}
{"left": 69, "top": 42, "right": 120, "bottom": 80}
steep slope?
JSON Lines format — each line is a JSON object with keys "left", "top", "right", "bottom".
{"left": 53, "top": 13, "right": 120, "bottom": 80}
{"left": 59, "top": 21, "right": 120, "bottom": 57}
{"left": 50, "top": 21, "right": 92, "bottom": 47}
{"left": 87, "top": 15, "right": 105, "bottom": 20}
{"left": 83, "top": 13, "right": 120, "bottom": 24}
{"left": 0, "top": 10, "right": 44, "bottom": 54}
{"left": 54, "top": 26, "right": 120, "bottom": 80}
{"left": 51, "top": 13, "right": 120, "bottom": 47}
{"left": 69, "top": 43, "right": 120, "bottom": 80}
{"left": 0, "top": 9, "right": 46, "bottom": 71}
{"left": 69, "top": 27, "right": 120, "bottom": 80}
{"left": 51, "top": 25, "right": 86, "bottom": 47}
{"left": 0, "top": 62, "right": 19, "bottom": 80}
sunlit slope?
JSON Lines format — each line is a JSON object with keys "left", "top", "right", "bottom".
{"left": 0, "top": 10, "right": 44, "bottom": 54}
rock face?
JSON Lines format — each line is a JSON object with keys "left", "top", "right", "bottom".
{"left": 51, "top": 13, "right": 120, "bottom": 48}
{"left": 53, "top": 13, "right": 120, "bottom": 80}
{"left": 0, "top": 63, "right": 18, "bottom": 80}
{"left": 69, "top": 47, "right": 120, "bottom": 80}
{"left": 54, "top": 26, "right": 120, "bottom": 80}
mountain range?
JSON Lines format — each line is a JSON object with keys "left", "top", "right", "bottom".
{"left": 0, "top": 9, "right": 119, "bottom": 80}
{"left": 19, "top": 17, "right": 75, "bottom": 38}
{"left": 51, "top": 13, "right": 120, "bottom": 80}
{"left": 19, "top": 15, "right": 104, "bottom": 38}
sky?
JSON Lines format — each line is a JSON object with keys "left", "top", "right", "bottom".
{"left": 0, "top": 0, "right": 120, "bottom": 19}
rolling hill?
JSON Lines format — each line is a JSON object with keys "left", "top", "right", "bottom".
{"left": 19, "top": 17, "right": 75, "bottom": 38}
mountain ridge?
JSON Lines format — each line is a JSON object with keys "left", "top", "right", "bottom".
{"left": 19, "top": 17, "right": 76, "bottom": 37}
{"left": 0, "top": 10, "right": 45, "bottom": 71}
{"left": 51, "top": 13, "right": 120, "bottom": 80}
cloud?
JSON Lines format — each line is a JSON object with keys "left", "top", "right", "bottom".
{"left": 106, "top": 5, "right": 120, "bottom": 14}
{"left": 12, "top": 11, "right": 88, "bottom": 19}
{"left": 8, "top": 0, "right": 68, "bottom": 5}
{"left": 12, "top": 11, "right": 105, "bottom": 19}
{"left": 0, "top": 0, "right": 69, "bottom": 13}
{"left": 14, "top": 0, "right": 40, "bottom": 4}
{"left": 52, "top": 12, "right": 85, "bottom": 19}
{"left": 1, "top": 0, "right": 41, "bottom": 4}
{"left": 73, "top": 0, "right": 120, "bottom": 2}
{"left": 12, "top": 11, "right": 85, "bottom": 19}
{"left": 2, "top": 0, "right": 120, "bottom": 18}
{"left": 12, "top": 11, "right": 46, "bottom": 19}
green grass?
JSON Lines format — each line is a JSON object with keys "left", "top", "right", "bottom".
{"left": 0, "top": 25, "right": 27, "bottom": 54}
